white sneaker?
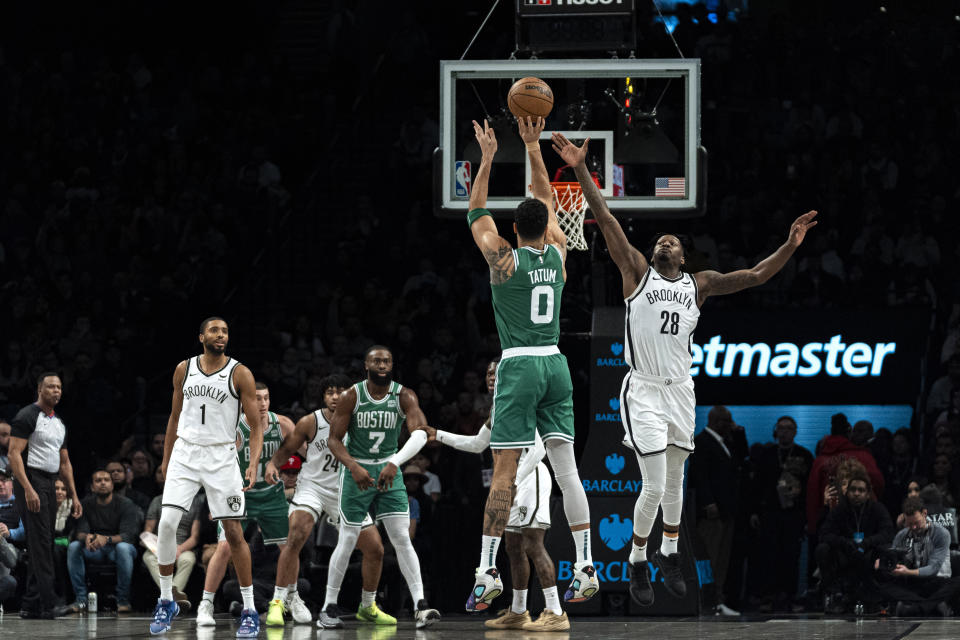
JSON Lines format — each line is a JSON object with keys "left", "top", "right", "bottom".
{"left": 287, "top": 592, "right": 313, "bottom": 624}
{"left": 716, "top": 603, "right": 741, "bottom": 617}
{"left": 196, "top": 599, "right": 216, "bottom": 626}
{"left": 564, "top": 563, "right": 600, "bottom": 602}
{"left": 465, "top": 567, "right": 503, "bottom": 612}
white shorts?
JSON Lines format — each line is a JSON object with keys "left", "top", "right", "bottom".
{"left": 289, "top": 481, "right": 374, "bottom": 528}
{"left": 619, "top": 370, "right": 696, "bottom": 456}
{"left": 506, "top": 462, "right": 551, "bottom": 532}
{"left": 162, "top": 438, "right": 245, "bottom": 520}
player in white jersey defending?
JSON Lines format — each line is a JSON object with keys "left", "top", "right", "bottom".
{"left": 151, "top": 317, "right": 264, "bottom": 637}
{"left": 552, "top": 133, "right": 818, "bottom": 607}
{"left": 425, "top": 358, "right": 569, "bottom": 631}
{"left": 196, "top": 381, "right": 298, "bottom": 628}
{"left": 263, "top": 373, "right": 388, "bottom": 629}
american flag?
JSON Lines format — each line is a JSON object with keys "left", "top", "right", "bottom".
{"left": 655, "top": 177, "right": 685, "bottom": 197}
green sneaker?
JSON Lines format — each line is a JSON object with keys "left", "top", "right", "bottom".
{"left": 356, "top": 602, "right": 397, "bottom": 625}
{"left": 266, "top": 598, "right": 287, "bottom": 626}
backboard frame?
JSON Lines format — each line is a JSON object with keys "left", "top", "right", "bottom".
{"left": 437, "top": 58, "right": 701, "bottom": 217}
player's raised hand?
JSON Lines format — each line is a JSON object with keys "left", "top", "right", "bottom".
{"left": 264, "top": 460, "right": 281, "bottom": 485}
{"left": 472, "top": 119, "right": 498, "bottom": 159}
{"left": 350, "top": 462, "right": 375, "bottom": 491}
{"left": 788, "top": 210, "right": 818, "bottom": 247}
{"left": 551, "top": 132, "right": 589, "bottom": 168}
{"left": 517, "top": 115, "right": 545, "bottom": 145}
{"left": 377, "top": 462, "right": 399, "bottom": 492}
{"left": 243, "top": 464, "right": 257, "bottom": 491}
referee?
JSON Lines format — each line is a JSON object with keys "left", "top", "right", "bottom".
{"left": 8, "top": 372, "right": 82, "bottom": 618}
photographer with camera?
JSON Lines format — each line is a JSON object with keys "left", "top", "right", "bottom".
{"left": 816, "top": 471, "right": 894, "bottom": 613}
{"left": 875, "top": 496, "right": 960, "bottom": 617}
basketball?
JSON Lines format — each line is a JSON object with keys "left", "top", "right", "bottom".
{"left": 507, "top": 76, "right": 554, "bottom": 120}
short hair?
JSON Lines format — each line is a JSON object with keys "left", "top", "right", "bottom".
{"left": 91, "top": 468, "right": 111, "bottom": 480}
{"left": 830, "top": 412, "right": 851, "bottom": 436}
{"left": 901, "top": 496, "right": 926, "bottom": 516}
{"left": 319, "top": 374, "right": 353, "bottom": 400}
{"left": 488, "top": 356, "right": 501, "bottom": 367}
{"left": 37, "top": 371, "right": 61, "bottom": 387}
{"left": 514, "top": 198, "right": 548, "bottom": 239}
{"left": 846, "top": 470, "right": 871, "bottom": 492}
{"left": 199, "top": 316, "right": 226, "bottom": 333}
{"left": 647, "top": 233, "right": 689, "bottom": 260}
{"left": 364, "top": 344, "right": 392, "bottom": 360}
{"left": 255, "top": 381, "right": 268, "bottom": 391}
{"left": 776, "top": 415, "right": 797, "bottom": 430}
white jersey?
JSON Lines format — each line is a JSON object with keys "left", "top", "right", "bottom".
{"left": 299, "top": 408, "right": 341, "bottom": 502}
{"left": 624, "top": 267, "right": 701, "bottom": 379}
{"left": 177, "top": 355, "right": 242, "bottom": 445}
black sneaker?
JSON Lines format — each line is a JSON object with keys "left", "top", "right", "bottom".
{"left": 415, "top": 599, "right": 441, "bottom": 629}
{"left": 652, "top": 549, "right": 686, "bottom": 598}
{"left": 628, "top": 561, "right": 654, "bottom": 606}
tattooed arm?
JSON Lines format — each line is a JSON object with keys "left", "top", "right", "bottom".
{"left": 694, "top": 210, "right": 818, "bottom": 306}
{"left": 469, "top": 119, "right": 516, "bottom": 285}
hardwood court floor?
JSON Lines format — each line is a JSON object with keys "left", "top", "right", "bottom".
{"left": 0, "top": 613, "right": 956, "bottom": 639}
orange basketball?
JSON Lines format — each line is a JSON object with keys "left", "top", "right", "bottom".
{"left": 507, "top": 76, "right": 554, "bottom": 120}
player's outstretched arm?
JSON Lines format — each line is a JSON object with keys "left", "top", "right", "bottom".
{"left": 376, "top": 388, "right": 430, "bottom": 491}
{"left": 694, "top": 210, "right": 818, "bottom": 305}
{"left": 234, "top": 365, "right": 261, "bottom": 491}
{"left": 519, "top": 117, "right": 567, "bottom": 263}
{"left": 266, "top": 413, "right": 314, "bottom": 485}
{"left": 160, "top": 360, "right": 187, "bottom": 482}
{"left": 328, "top": 387, "right": 374, "bottom": 490}
{"left": 552, "top": 132, "right": 647, "bottom": 295}
{"left": 468, "top": 119, "right": 516, "bottom": 285}
{"left": 433, "top": 423, "right": 492, "bottom": 454}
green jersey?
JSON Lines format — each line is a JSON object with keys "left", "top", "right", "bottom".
{"left": 491, "top": 244, "right": 564, "bottom": 349}
{"left": 237, "top": 411, "right": 284, "bottom": 494}
{"left": 345, "top": 381, "right": 406, "bottom": 460}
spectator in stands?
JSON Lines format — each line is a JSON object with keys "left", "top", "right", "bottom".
{"left": 410, "top": 452, "right": 441, "bottom": 502}
{"left": 749, "top": 415, "right": 813, "bottom": 611}
{"left": 67, "top": 469, "right": 141, "bottom": 613}
{"left": 279, "top": 455, "right": 300, "bottom": 501}
{"left": 0, "top": 421, "right": 10, "bottom": 469}
{"left": 403, "top": 464, "right": 427, "bottom": 540}
{"left": 876, "top": 496, "right": 960, "bottom": 617}
{"left": 927, "top": 355, "right": 960, "bottom": 420}
{"left": 106, "top": 459, "right": 151, "bottom": 512}
{"left": 0, "top": 516, "right": 17, "bottom": 606}
{"left": 929, "top": 454, "right": 959, "bottom": 509}
{"left": 54, "top": 478, "right": 79, "bottom": 603}
{"left": 851, "top": 420, "right": 874, "bottom": 449}
{"left": 691, "top": 406, "right": 749, "bottom": 616}
{"left": 0, "top": 467, "right": 24, "bottom": 542}
{"left": 807, "top": 413, "right": 885, "bottom": 535}
{"left": 141, "top": 493, "right": 202, "bottom": 610}
{"left": 148, "top": 431, "right": 165, "bottom": 469}
{"left": 883, "top": 428, "right": 917, "bottom": 517}
{"left": 816, "top": 471, "right": 894, "bottom": 613}
{"left": 130, "top": 448, "right": 158, "bottom": 497}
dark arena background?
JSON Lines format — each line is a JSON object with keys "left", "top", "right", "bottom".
{"left": 1, "top": 1, "right": 959, "bottom": 638}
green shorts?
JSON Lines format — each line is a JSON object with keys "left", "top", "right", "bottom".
{"left": 217, "top": 484, "right": 289, "bottom": 545}
{"left": 338, "top": 461, "right": 409, "bottom": 527}
{"left": 490, "top": 353, "right": 575, "bottom": 448}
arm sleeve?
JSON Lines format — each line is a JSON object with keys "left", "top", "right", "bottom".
{"left": 918, "top": 526, "right": 951, "bottom": 577}
{"left": 436, "top": 428, "right": 491, "bottom": 454}
{"left": 515, "top": 432, "right": 546, "bottom": 483}
{"left": 387, "top": 429, "right": 427, "bottom": 467}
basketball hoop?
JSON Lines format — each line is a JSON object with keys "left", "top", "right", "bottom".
{"left": 552, "top": 182, "right": 589, "bottom": 251}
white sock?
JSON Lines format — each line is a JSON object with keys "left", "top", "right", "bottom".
{"left": 543, "top": 586, "right": 562, "bottom": 615}
{"left": 159, "top": 574, "right": 173, "bottom": 602}
{"left": 361, "top": 590, "right": 376, "bottom": 607}
{"left": 480, "top": 535, "right": 501, "bottom": 571}
{"left": 573, "top": 529, "right": 593, "bottom": 568}
{"left": 286, "top": 583, "right": 297, "bottom": 604}
{"left": 202, "top": 590, "right": 215, "bottom": 604}
{"left": 629, "top": 542, "right": 647, "bottom": 564}
{"left": 240, "top": 585, "right": 255, "bottom": 611}
{"left": 323, "top": 585, "right": 340, "bottom": 610}
{"left": 512, "top": 589, "right": 527, "bottom": 614}
{"left": 273, "top": 586, "right": 289, "bottom": 602}
{"left": 661, "top": 533, "right": 679, "bottom": 556}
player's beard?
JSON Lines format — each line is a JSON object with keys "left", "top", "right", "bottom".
{"left": 204, "top": 340, "right": 226, "bottom": 355}
{"left": 367, "top": 369, "right": 392, "bottom": 387}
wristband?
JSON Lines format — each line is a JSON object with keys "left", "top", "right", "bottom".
{"left": 525, "top": 141, "right": 541, "bottom": 152}
{"left": 467, "top": 208, "right": 492, "bottom": 227}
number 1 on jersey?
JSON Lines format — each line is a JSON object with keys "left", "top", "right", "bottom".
{"left": 200, "top": 404, "right": 206, "bottom": 424}
{"left": 530, "top": 285, "right": 555, "bottom": 324}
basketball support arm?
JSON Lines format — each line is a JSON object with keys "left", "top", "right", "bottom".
{"left": 387, "top": 429, "right": 428, "bottom": 468}
{"left": 436, "top": 427, "right": 545, "bottom": 483}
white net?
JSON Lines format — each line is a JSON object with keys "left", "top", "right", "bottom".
{"left": 552, "top": 182, "right": 588, "bottom": 251}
